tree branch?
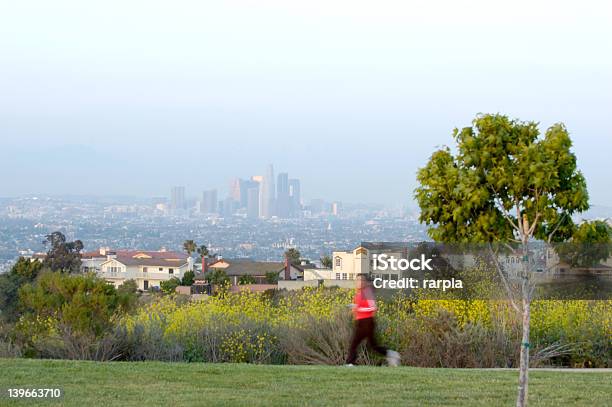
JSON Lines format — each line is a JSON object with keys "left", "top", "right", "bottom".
{"left": 488, "top": 243, "right": 521, "bottom": 313}
{"left": 527, "top": 213, "right": 541, "bottom": 237}
{"left": 547, "top": 213, "right": 568, "bottom": 244}
{"left": 490, "top": 185, "right": 521, "bottom": 233}
{"left": 516, "top": 200, "right": 523, "bottom": 237}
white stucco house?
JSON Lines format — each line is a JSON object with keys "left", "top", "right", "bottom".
{"left": 89, "top": 249, "right": 192, "bottom": 291}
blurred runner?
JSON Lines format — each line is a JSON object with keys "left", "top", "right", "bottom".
{"left": 346, "top": 273, "right": 400, "bottom": 367}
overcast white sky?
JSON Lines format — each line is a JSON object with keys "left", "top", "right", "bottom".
{"left": 1, "top": 0, "right": 611, "bottom": 205}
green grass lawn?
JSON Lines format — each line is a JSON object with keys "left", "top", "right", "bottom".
{"left": 0, "top": 359, "right": 610, "bottom": 407}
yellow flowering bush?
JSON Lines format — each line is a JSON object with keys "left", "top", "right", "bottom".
{"left": 116, "top": 288, "right": 610, "bottom": 367}
{"left": 14, "top": 314, "right": 58, "bottom": 348}
{"left": 220, "top": 329, "right": 278, "bottom": 363}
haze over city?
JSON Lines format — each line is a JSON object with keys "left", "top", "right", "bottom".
{"left": 1, "top": 0, "right": 611, "bottom": 205}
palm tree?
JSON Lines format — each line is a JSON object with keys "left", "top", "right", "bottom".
{"left": 183, "top": 240, "right": 197, "bottom": 257}
{"left": 284, "top": 248, "right": 301, "bottom": 265}
{"left": 197, "top": 244, "right": 209, "bottom": 259}
{"left": 197, "top": 244, "right": 210, "bottom": 274}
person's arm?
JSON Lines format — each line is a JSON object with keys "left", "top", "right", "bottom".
{"left": 356, "top": 301, "right": 376, "bottom": 313}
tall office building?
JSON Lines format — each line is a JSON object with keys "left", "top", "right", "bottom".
{"left": 259, "top": 164, "right": 275, "bottom": 218}
{"left": 288, "top": 178, "right": 301, "bottom": 216}
{"left": 332, "top": 201, "right": 342, "bottom": 216}
{"left": 239, "top": 179, "right": 259, "bottom": 208}
{"left": 170, "top": 186, "right": 186, "bottom": 213}
{"left": 246, "top": 185, "right": 260, "bottom": 219}
{"left": 276, "top": 172, "right": 290, "bottom": 218}
{"left": 229, "top": 178, "right": 242, "bottom": 205}
{"left": 201, "top": 189, "right": 218, "bottom": 214}
{"left": 219, "top": 196, "right": 235, "bottom": 217}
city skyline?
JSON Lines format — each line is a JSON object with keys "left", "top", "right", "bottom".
{"left": 164, "top": 164, "right": 310, "bottom": 219}
{"left": 0, "top": 191, "right": 429, "bottom": 273}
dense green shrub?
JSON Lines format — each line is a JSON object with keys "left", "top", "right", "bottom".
{"left": 238, "top": 275, "right": 256, "bottom": 285}
{"left": 160, "top": 277, "right": 181, "bottom": 295}
{"left": 181, "top": 271, "right": 195, "bottom": 286}
{"left": 14, "top": 271, "right": 137, "bottom": 358}
{"left": 0, "top": 257, "right": 44, "bottom": 323}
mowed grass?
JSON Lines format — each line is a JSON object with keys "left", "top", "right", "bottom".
{"left": 0, "top": 359, "right": 610, "bottom": 407}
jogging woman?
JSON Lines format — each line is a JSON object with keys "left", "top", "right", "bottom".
{"left": 346, "top": 273, "right": 400, "bottom": 366}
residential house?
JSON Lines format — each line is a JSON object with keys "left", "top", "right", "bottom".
{"left": 332, "top": 244, "right": 405, "bottom": 281}
{"left": 195, "top": 258, "right": 304, "bottom": 286}
{"left": 97, "top": 250, "right": 192, "bottom": 290}
{"left": 545, "top": 246, "right": 612, "bottom": 277}
{"left": 80, "top": 247, "right": 113, "bottom": 273}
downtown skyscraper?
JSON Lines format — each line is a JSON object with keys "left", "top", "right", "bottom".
{"left": 259, "top": 164, "right": 275, "bottom": 218}
{"left": 246, "top": 185, "right": 259, "bottom": 219}
{"left": 170, "top": 186, "right": 186, "bottom": 214}
{"left": 220, "top": 166, "right": 301, "bottom": 219}
{"left": 276, "top": 172, "right": 290, "bottom": 218}
{"left": 201, "top": 189, "right": 218, "bottom": 214}
{"left": 289, "top": 178, "right": 301, "bottom": 216}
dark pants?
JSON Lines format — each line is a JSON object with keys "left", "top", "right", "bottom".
{"left": 346, "top": 317, "right": 387, "bottom": 364}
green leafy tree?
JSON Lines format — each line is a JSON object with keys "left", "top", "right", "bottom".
{"left": 18, "top": 272, "right": 136, "bottom": 338}
{"left": 160, "top": 277, "right": 181, "bottom": 294}
{"left": 415, "top": 114, "right": 589, "bottom": 407}
{"left": 408, "top": 242, "right": 455, "bottom": 280}
{"left": 12, "top": 257, "right": 44, "bottom": 280}
{"left": 42, "top": 231, "right": 84, "bottom": 273}
{"left": 183, "top": 240, "right": 197, "bottom": 258}
{"left": 320, "top": 255, "right": 333, "bottom": 269}
{"left": 265, "top": 271, "right": 279, "bottom": 284}
{"left": 181, "top": 270, "right": 195, "bottom": 286}
{"left": 238, "top": 275, "right": 256, "bottom": 285}
{"left": 284, "top": 248, "right": 301, "bottom": 265}
{"left": 556, "top": 220, "right": 611, "bottom": 267}
{"left": 207, "top": 269, "right": 230, "bottom": 286}
{"left": 0, "top": 257, "right": 44, "bottom": 323}
{"left": 117, "top": 279, "right": 138, "bottom": 296}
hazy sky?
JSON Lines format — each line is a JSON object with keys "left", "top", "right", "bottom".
{"left": 1, "top": 0, "right": 611, "bottom": 205}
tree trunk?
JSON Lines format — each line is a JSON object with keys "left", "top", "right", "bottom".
{"left": 516, "top": 233, "right": 531, "bottom": 407}
{"left": 516, "top": 234, "right": 531, "bottom": 407}
{"left": 516, "top": 285, "right": 531, "bottom": 406}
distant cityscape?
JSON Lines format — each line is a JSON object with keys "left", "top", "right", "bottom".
{"left": 1, "top": 163, "right": 611, "bottom": 274}
{"left": 164, "top": 164, "right": 313, "bottom": 220}
{"left": 0, "top": 163, "right": 428, "bottom": 273}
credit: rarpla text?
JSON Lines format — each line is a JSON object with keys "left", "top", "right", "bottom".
{"left": 372, "top": 254, "right": 463, "bottom": 290}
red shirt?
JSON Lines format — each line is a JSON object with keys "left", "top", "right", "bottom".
{"left": 353, "top": 287, "right": 377, "bottom": 320}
